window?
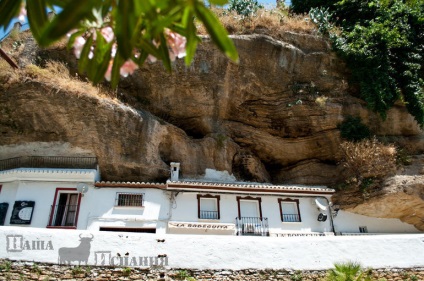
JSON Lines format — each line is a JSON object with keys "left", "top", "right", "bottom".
{"left": 115, "top": 193, "right": 143, "bottom": 207}
{"left": 197, "top": 194, "right": 220, "bottom": 219}
{"left": 236, "top": 196, "right": 262, "bottom": 219}
{"left": 278, "top": 198, "right": 301, "bottom": 222}
{"left": 359, "top": 226, "right": 368, "bottom": 233}
{"left": 48, "top": 188, "right": 81, "bottom": 228}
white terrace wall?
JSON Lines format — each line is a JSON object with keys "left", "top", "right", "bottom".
{"left": 1, "top": 227, "right": 424, "bottom": 270}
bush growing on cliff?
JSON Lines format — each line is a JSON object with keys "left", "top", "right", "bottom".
{"left": 338, "top": 138, "right": 396, "bottom": 189}
{"left": 306, "top": 0, "right": 424, "bottom": 126}
{"left": 337, "top": 116, "right": 371, "bottom": 142}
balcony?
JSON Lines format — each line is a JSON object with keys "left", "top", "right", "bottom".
{"left": 200, "top": 210, "right": 219, "bottom": 220}
{"left": 48, "top": 205, "right": 78, "bottom": 227}
{"left": 236, "top": 217, "right": 269, "bottom": 236}
{"left": 0, "top": 156, "right": 97, "bottom": 171}
{"left": 282, "top": 214, "right": 301, "bottom": 222}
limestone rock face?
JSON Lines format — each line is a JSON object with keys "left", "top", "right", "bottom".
{"left": 1, "top": 32, "right": 424, "bottom": 229}
{"left": 333, "top": 176, "right": 424, "bottom": 231}
{"left": 0, "top": 82, "right": 238, "bottom": 182}
{"left": 120, "top": 34, "right": 423, "bottom": 183}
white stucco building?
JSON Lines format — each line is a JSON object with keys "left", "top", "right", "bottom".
{"left": 0, "top": 157, "right": 419, "bottom": 236}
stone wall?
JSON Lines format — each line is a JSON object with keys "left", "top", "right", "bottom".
{"left": 0, "top": 260, "right": 423, "bottom": 281}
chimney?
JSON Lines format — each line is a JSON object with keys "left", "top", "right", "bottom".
{"left": 170, "top": 162, "right": 180, "bottom": 181}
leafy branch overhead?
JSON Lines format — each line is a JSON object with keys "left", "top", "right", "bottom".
{"left": 303, "top": 0, "right": 424, "bottom": 126}
{"left": 0, "top": 0, "right": 239, "bottom": 88}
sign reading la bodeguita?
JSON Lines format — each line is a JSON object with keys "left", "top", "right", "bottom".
{"left": 168, "top": 222, "right": 235, "bottom": 231}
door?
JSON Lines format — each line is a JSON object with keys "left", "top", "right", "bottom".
{"left": 239, "top": 200, "right": 260, "bottom": 234}
{"left": 54, "top": 193, "right": 78, "bottom": 226}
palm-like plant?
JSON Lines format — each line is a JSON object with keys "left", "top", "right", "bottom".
{"left": 326, "top": 262, "right": 372, "bottom": 281}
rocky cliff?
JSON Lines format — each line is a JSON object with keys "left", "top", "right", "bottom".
{"left": 0, "top": 30, "right": 423, "bottom": 230}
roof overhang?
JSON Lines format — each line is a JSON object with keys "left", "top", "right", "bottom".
{"left": 95, "top": 181, "right": 166, "bottom": 189}
{"left": 94, "top": 180, "right": 335, "bottom": 196}
{"left": 167, "top": 181, "right": 335, "bottom": 196}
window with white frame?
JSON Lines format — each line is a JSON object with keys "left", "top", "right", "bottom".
{"left": 115, "top": 193, "right": 144, "bottom": 207}
{"left": 278, "top": 198, "right": 301, "bottom": 222}
{"left": 197, "top": 194, "right": 220, "bottom": 219}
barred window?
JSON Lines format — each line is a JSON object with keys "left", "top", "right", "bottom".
{"left": 278, "top": 198, "right": 301, "bottom": 222}
{"left": 197, "top": 194, "right": 220, "bottom": 220}
{"left": 115, "top": 193, "right": 144, "bottom": 207}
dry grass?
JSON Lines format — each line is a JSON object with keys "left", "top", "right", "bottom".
{"left": 0, "top": 60, "right": 117, "bottom": 101}
{"left": 0, "top": 59, "right": 20, "bottom": 86}
{"left": 0, "top": 7, "right": 318, "bottom": 102}
{"left": 338, "top": 138, "right": 397, "bottom": 189}
{"left": 197, "top": 8, "right": 316, "bottom": 37}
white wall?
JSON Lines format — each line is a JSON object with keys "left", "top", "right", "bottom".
{"left": 0, "top": 175, "right": 419, "bottom": 235}
{"left": 82, "top": 187, "right": 170, "bottom": 234}
{"left": 0, "top": 226, "right": 423, "bottom": 270}
{"left": 0, "top": 180, "right": 81, "bottom": 228}
{"left": 334, "top": 210, "right": 419, "bottom": 234}
{"left": 170, "top": 192, "right": 334, "bottom": 234}
{"left": 0, "top": 177, "right": 170, "bottom": 234}
{"left": 0, "top": 182, "right": 18, "bottom": 226}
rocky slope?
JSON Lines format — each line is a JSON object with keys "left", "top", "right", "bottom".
{"left": 0, "top": 30, "right": 423, "bottom": 230}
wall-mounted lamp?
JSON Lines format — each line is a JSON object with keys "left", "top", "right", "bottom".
{"left": 332, "top": 205, "right": 340, "bottom": 217}
{"left": 317, "top": 213, "right": 328, "bottom": 222}
{"left": 76, "top": 183, "right": 89, "bottom": 195}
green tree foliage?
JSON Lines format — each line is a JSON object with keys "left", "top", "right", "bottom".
{"left": 290, "top": 0, "right": 337, "bottom": 14}
{"left": 307, "top": 0, "right": 424, "bottom": 126}
{"left": 337, "top": 116, "right": 371, "bottom": 142}
{"left": 0, "top": 0, "right": 238, "bottom": 88}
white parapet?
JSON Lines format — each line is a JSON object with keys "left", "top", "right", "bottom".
{"left": 0, "top": 168, "right": 99, "bottom": 183}
{"left": 0, "top": 226, "right": 423, "bottom": 270}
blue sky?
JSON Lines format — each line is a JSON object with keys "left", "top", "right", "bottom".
{"left": 260, "top": 0, "right": 291, "bottom": 8}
